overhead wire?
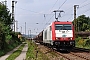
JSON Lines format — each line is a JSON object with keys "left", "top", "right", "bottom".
{"left": 15, "top": 1, "right": 89, "bottom": 18}
{"left": 79, "top": 2, "right": 90, "bottom": 9}
{"left": 42, "top": 0, "right": 67, "bottom": 30}
{"left": 77, "top": 0, "right": 90, "bottom": 15}
{"left": 40, "top": 0, "right": 59, "bottom": 16}
{"left": 15, "top": 7, "right": 45, "bottom": 15}
{"left": 82, "top": 8, "right": 90, "bottom": 14}
{"left": 43, "top": 0, "right": 59, "bottom": 25}
{"left": 43, "top": 0, "right": 59, "bottom": 21}
{"left": 79, "top": 0, "right": 88, "bottom": 5}
{"left": 43, "top": 0, "right": 68, "bottom": 30}
{"left": 74, "top": 0, "right": 89, "bottom": 16}
{"left": 42, "top": 0, "right": 59, "bottom": 29}
{"left": 59, "top": 6, "right": 73, "bottom": 19}
{"left": 16, "top": 0, "right": 59, "bottom": 33}
{"left": 14, "top": 0, "right": 61, "bottom": 15}
{"left": 56, "top": 0, "right": 67, "bottom": 20}
{"left": 61, "top": 0, "right": 89, "bottom": 21}
{"left": 49, "top": 0, "right": 59, "bottom": 13}
{"left": 14, "top": 0, "right": 67, "bottom": 34}
{"left": 44, "top": 0, "right": 67, "bottom": 27}
{"left": 58, "top": 0, "right": 67, "bottom": 10}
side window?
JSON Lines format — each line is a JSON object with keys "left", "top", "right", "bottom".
{"left": 44, "top": 30, "right": 47, "bottom": 39}
{"left": 50, "top": 26, "right": 51, "bottom": 31}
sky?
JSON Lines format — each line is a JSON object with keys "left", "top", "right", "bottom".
{"left": 0, "top": 0, "right": 90, "bottom": 35}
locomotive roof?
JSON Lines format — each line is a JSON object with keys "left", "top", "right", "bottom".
{"left": 52, "top": 21, "right": 72, "bottom": 24}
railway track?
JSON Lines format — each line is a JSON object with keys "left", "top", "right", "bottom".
{"left": 36, "top": 42, "right": 90, "bottom": 60}
{"left": 43, "top": 45, "right": 90, "bottom": 60}
{"left": 52, "top": 49, "right": 90, "bottom": 60}
{"left": 72, "top": 47, "right": 90, "bottom": 52}
{"left": 70, "top": 52, "right": 90, "bottom": 60}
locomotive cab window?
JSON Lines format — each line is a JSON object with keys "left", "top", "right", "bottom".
{"left": 55, "top": 24, "right": 72, "bottom": 30}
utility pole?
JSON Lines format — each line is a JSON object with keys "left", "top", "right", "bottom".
{"left": 16, "top": 20, "right": 18, "bottom": 32}
{"left": 53, "top": 10, "right": 64, "bottom": 21}
{"left": 4, "top": 0, "right": 7, "bottom": 6}
{"left": 28, "top": 30, "right": 29, "bottom": 38}
{"left": 28, "top": 30, "right": 31, "bottom": 38}
{"left": 12, "top": 1, "right": 15, "bottom": 32}
{"left": 30, "top": 30, "right": 31, "bottom": 38}
{"left": 12, "top": 0, "right": 17, "bottom": 32}
{"left": 74, "top": 5, "right": 79, "bottom": 32}
{"left": 20, "top": 26, "right": 22, "bottom": 34}
{"left": 25, "top": 22, "right": 26, "bottom": 37}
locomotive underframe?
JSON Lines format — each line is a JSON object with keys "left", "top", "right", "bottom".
{"left": 53, "top": 40, "right": 75, "bottom": 49}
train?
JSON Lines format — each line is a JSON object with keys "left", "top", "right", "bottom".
{"left": 34, "top": 21, "right": 75, "bottom": 50}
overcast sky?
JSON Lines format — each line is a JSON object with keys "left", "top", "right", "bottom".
{"left": 0, "top": 0, "right": 90, "bottom": 35}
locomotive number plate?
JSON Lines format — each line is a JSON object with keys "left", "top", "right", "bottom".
{"left": 62, "top": 35, "right": 66, "bottom": 37}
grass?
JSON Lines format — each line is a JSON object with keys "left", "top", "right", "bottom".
{"left": 26, "top": 40, "right": 65, "bottom": 60}
{"left": 76, "top": 45, "right": 90, "bottom": 49}
{"left": 26, "top": 40, "right": 36, "bottom": 60}
{"left": 6, "top": 43, "right": 25, "bottom": 60}
{"left": 50, "top": 51, "right": 58, "bottom": 57}
{"left": 26, "top": 40, "right": 49, "bottom": 60}
{"left": 60, "top": 57, "right": 64, "bottom": 60}
{"left": 36, "top": 50, "right": 49, "bottom": 60}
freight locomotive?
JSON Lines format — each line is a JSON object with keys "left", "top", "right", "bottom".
{"left": 34, "top": 21, "right": 75, "bottom": 50}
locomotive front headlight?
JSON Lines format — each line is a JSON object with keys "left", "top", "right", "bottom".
{"left": 56, "top": 37, "right": 59, "bottom": 40}
{"left": 56, "top": 37, "right": 58, "bottom": 40}
{"left": 70, "top": 38, "right": 72, "bottom": 40}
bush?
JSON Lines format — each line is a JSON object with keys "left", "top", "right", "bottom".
{"left": 85, "top": 39, "right": 90, "bottom": 46}
{"left": 76, "top": 37, "right": 90, "bottom": 49}
{"left": 77, "top": 39, "right": 86, "bottom": 47}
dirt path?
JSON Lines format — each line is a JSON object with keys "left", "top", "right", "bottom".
{"left": 0, "top": 45, "right": 21, "bottom": 60}
{"left": 15, "top": 43, "right": 28, "bottom": 60}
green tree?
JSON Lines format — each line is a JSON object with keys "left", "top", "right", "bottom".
{"left": 73, "top": 15, "right": 90, "bottom": 31}
{"left": 0, "top": 3, "right": 13, "bottom": 26}
{"left": 0, "top": 2, "right": 15, "bottom": 50}
{"left": 0, "top": 2, "right": 13, "bottom": 44}
{"left": 0, "top": 23, "right": 6, "bottom": 50}
{"left": 0, "top": 2, "right": 22, "bottom": 54}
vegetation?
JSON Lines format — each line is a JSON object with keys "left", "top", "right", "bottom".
{"left": 73, "top": 15, "right": 90, "bottom": 32}
{"left": 26, "top": 40, "right": 49, "bottom": 60}
{"left": 26, "top": 40, "right": 36, "bottom": 60}
{"left": 73, "top": 15, "right": 90, "bottom": 49}
{"left": 6, "top": 43, "right": 25, "bottom": 60}
{"left": 75, "top": 37, "right": 90, "bottom": 49}
{"left": 37, "top": 50, "right": 49, "bottom": 60}
{"left": 0, "top": 2, "right": 22, "bottom": 56}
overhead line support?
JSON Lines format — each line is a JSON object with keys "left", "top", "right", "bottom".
{"left": 12, "top": 0, "right": 17, "bottom": 32}
{"left": 74, "top": 5, "right": 79, "bottom": 32}
{"left": 53, "top": 10, "right": 64, "bottom": 21}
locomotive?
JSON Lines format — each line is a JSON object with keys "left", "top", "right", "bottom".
{"left": 34, "top": 21, "right": 75, "bottom": 50}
